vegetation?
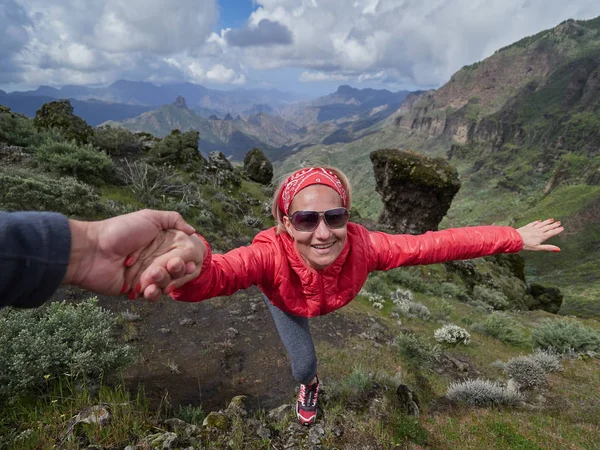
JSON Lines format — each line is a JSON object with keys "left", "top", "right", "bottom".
{"left": 33, "top": 99, "right": 94, "bottom": 144}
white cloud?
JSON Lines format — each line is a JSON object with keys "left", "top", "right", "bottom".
{"left": 299, "top": 71, "right": 350, "bottom": 82}
{"left": 235, "top": 0, "right": 600, "bottom": 87}
{"left": 206, "top": 64, "right": 247, "bottom": 84}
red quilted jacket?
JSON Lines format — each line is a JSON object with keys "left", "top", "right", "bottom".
{"left": 171, "top": 223, "right": 523, "bottom": 317}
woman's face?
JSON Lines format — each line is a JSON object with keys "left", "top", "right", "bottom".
{"left": 283, "top": 184, "right": 348, "bottom": 270}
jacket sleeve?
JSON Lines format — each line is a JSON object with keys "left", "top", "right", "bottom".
{"left": 368, "top": 226, "right": 523, "bottom": 272}
{"left": 0, "top": 211, "right": 71, "bottom": 308}
{"left": 170, "top": 234, "right": 276, "bottom": 302}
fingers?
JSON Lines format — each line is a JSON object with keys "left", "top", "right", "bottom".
{"left": 145, "top": 210, "right": 196, "bottom": 235}
{"left": 531, "top": 244, "right": 561, "bottom": 252}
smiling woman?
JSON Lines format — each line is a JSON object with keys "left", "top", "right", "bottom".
{"left": 143, "top": 165, "right": 565, "bottom": 427}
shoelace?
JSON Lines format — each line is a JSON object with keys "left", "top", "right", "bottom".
{"left": 299, "top": 382, "right": 318, "bottom": 407}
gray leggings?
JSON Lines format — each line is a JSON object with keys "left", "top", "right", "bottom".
{"left": 264, "top": 296, "right": 317, "bottom": 385}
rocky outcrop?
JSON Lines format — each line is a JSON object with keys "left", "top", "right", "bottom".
{"left": 208, "top": 151, "right": 233, "bottom": 171}
{"left": 243, "top": 148, "right": 273, "bottom": 185}
{"left": 173, "top": 96, "right": 188, "bottom": 109}
{"left": 370, "top": 149, "right": 461, "bottom": 234}
{"left": 526, "top": 283, "right": 563, "bottom": 314}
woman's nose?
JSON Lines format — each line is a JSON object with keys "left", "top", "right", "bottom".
{"left": 313, "top": 216, "right": 332, "bottom": 239}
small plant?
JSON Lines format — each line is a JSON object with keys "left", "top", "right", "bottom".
{"left": 529, "top": 349, "right": 561, "bottom": 373}
{"left": 165, "top": 360, "right": 180, "bottom": 374}
{"left": 396, "top": 333, "right": 440, "bottom": 365}
{"left": 473, "top": 285, "right": 510, "bottom": 310}
{"left": 329, "top": 367, "right": 374, "bottom": 406}
{"left": 532, "top": 318, "right": 600, "bottom": 354}
{"left": 434, "top": 324, "right": 471, "bottom": 345}
{"left": 176, "top": 404, "right": 205, "bottom": 425}
{"left": 391, "top": 288, "right": 431, "bottom": 321}
{"left": 504, "top": 356, "right": 547, "bottom": 389}
{"left": 446, "top": 378, "right": 522, "bottom": 407}
{"left": 121, "top": 310, "right": 141, "bottom": 322}
{"left": 479, "top": 312, "right": 527, "bottom": 346}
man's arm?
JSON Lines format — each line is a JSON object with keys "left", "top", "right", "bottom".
{"left": 0, "top": 211, "right": 71, "bottom": 308}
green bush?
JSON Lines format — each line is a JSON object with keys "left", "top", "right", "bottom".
{"left": 33, "top": 100, "right": 93, "bottom": 144}
{"left": 329, "top": 367, "right": 374, "bottom": 406}
{"left": 480, "top": 313, "right": 527, "bottom": 346}
{"left": 473, "top": 285, "right": 510, "bottom": 310}
{"left": 396, "top": 333, "right": 440, "bottom": 365}
{"left": 0, "top": 168, "right": 104, "bottom": 216}
{"left": 176, "top": 405, "right": 206, "bottom": 425}
{"left": 119, "top": 159, "right": 184, "bottom": 205}
{"left": 35, "top": 140, "right": 115, "bottom": 185}
{"left": 0, "top": 110, "right": 40, "bottom": 147}
{"left": 91, "top": 125, "right": 142, "bottom": 156}
{"left": 0, "top": 299, "right": 135, "bottom": 402}
{"left": 532, "top": 319, "right": 600, "bottom": 353}
{"left": 148, "top": 129, "right": 204, "bottom": 170}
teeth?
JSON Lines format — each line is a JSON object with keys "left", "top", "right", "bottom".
{"left": 313, "top": 243, "right": 334, "bottom": 249}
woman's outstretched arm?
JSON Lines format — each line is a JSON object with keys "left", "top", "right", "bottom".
{"left": 369, "top": 219, "right": 563, "bottom": 271}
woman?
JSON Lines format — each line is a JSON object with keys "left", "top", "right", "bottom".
{"left": 137, "top": 167, "right": 564, "bottom": 426}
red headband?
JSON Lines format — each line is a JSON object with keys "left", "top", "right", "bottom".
{"left": 278, "top": 167, "right": 348, "bottom": 215}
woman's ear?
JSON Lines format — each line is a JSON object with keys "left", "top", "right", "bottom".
{"left": 282, "top": 215, "right": 294, "bottom": 238}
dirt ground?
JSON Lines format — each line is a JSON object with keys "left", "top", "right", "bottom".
{"left": 55, "top": 286, "right": 369, "bottom": 412}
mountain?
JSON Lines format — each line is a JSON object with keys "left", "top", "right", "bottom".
{"left": 9, "top": 80, "right": 305, "bottom": 116}
{"left": 103, "top": 99, "right": 303, "bottom": 161}
{"left": 279, "top": 17, "right": 600, "bottom": 316}
{"left": 0, "top": 93, "right": 155, "bottom": 126}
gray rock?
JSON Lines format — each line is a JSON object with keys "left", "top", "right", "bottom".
{"left": 203, "top": 411, "right": 229, "bottom": 430}
{"left": 179, "top": 318, "right": 196, "bottom": 327}
{"left": 243, "top": 148, "right": 273, "bottom": 185}
{"left": 268, "top": 404, "right": 292, "bottom": 422}
{"left": 225, "top": 327, "right": 239, "bottom": 339}
{"left": 256, "top": 424, "right": 272, "bottom": 439}
{"left": 163, "top": 417, "right": 187, "bottom": 433}
{"left": 158, "top": 327, "right": 171, "bottom": 334}
{"left": 396, "top": 384, "right": 420, "bottom": 418}
{"left": 144, "top": 431, "right": 179, "bottom": 450}
{"left": 208, "top": 151, "right": 233, "bottom": 171}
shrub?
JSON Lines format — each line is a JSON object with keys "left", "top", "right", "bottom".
{"left": 446, "top": 378, "right": 522, "bottom": 407}
{"left": 35, "top": 141, "right": 115, "bottom": 185}
{"left": 504, "top": 356, "right": 547, "bottom": 389}
{"left": 479, "top": 312, "right": 527, "bottom": 346}
{"left": 0, "top": 110, "right": 40, "bottom": 147}
{"left": 329, "top": 367, "right": 374, "bottom": 406}
{"left": 0, "top": 298, "right": 135, "bottom": 402}
{"left": 529, "top": 349, "right": 561, "bottom": 373}
{"left": 0, "top": 167, "right": 104, "bottom": 216}
{"left": 91, "top": 125, "right": 142, "bottom": 156}
{"left": 473, "top": 285, "right": 510, "bottom": 310}
{"left": 148, "top": 129, "right": 204, "bottom": 169}
{"left": 33, "top": 99, "right": 93, "bottom": 144}
{"left": 176, "top": 405, "right": 206, "bottom": 425}
{"left": 434, "top": 324, "right": 471, "bottom": 345}
{"left": 397, "top": 333, "right": 440, "bottom": 364}
{"left": 532, "top": 319, "right": 600, "bottom": 353}
{"left": 391, "top": 289, "right": 431, "bottom": 321}
{"left": 119, "top": 159, "right": 182, "bottom": 205}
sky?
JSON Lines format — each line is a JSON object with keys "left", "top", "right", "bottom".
{"left": 2, "top": 0, "right": 600, "bottom": 97}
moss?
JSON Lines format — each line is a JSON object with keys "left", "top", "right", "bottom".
{"left": 202, "top": 411, "right": 229, "bottom": 431}
{"left": 370, "top": 149, "right": 460, "bottom": 190}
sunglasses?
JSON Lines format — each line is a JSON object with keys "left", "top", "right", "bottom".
{"left": 288, "top": 207, "right": 349, "bottom": 232}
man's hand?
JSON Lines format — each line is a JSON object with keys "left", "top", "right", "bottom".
{"left": 63, "top": 209, "right": 197, "bottom": 297}
{"left": 516, "top": 218, "right": 564, "bottom": 252}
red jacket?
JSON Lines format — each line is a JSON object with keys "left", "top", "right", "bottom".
{"left": 171, "top": 223, "right": 523, "bottom": 318}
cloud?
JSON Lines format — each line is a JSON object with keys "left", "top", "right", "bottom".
{"left": 299, "top": 71, "right": 350, "bottom": 82}
{"left": 225, "top": 19, "right": 293, "bottom": 47}
{"left": 0, "top": 0, "right": 31, "bottom": 83}
{"left": 234, "top": 0, "right": 600, "bottom": 87}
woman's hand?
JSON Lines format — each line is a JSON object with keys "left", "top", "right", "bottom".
{"left": 124, "top": 230, "right": 207, "bottom": 301}
{"left": 516, "top": 218, "right": 564, "bottom": 252}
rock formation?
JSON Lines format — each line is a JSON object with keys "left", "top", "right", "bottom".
{"left": 243, "top": 148, "right": 273, "bottom": 185}
{"left": 370, "top": 149, "right": 461, "bottom": 234}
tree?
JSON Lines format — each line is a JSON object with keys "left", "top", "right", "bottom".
{"left": 149, "top": 129, "right": 205, "bottom": 170}
{"left": 33, "top": 100, "right": 93, "bottom": 144}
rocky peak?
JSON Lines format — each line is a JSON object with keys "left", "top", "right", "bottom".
{"left": 173, "top": 96, "right": 188, "bottom": 109}
{"left": 243, "top": 148, "right": 273, "bottom": 185}
{"left": 223, "top": 113, "right": 234, "bottom": 121}
{"left": 370, "top": 149, "right": 461, "bottom": 234}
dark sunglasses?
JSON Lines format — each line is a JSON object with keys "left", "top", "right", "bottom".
{"left": 288, "top": 207, "right": 349, "bottom": 232}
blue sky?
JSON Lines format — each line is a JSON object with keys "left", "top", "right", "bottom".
{"left": 2, "top": 0, "right": 600, "bottom": 96}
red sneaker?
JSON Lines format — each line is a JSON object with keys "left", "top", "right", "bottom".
{"left": 296, "top": 376, "right": 320, "bottom": 425}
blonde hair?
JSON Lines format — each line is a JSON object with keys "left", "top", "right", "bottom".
{"left": 271, "top": 166, "right": 353, "bottom": 234}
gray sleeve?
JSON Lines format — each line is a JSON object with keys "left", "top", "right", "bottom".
{"left": 0, "top": 211, "right": 72, "bottom": 308}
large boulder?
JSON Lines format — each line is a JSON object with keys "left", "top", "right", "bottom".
{"left": 370, "top": 149, "right": 461, "bottom": 234}
{"left": 243, "top": 148, "right": 273, "bottom": 185}
{"left": 208, "top": 151, "right": 233, "bottom": 171}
